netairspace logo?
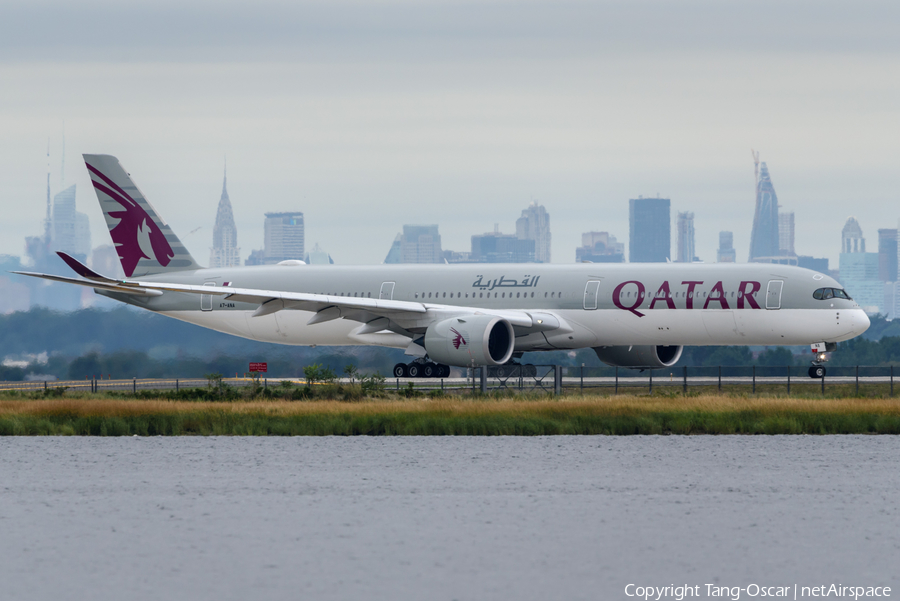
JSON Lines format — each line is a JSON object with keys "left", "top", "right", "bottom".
{"left": 624, "top": 583, "right": 891, "bottom": 600}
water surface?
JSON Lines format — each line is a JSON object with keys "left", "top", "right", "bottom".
{"left": 1, "top": 436, "right": 897, "bottom": 600}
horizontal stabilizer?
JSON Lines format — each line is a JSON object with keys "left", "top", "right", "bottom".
{"left": 56, "top": 251, "right": 118, "bottom": 283}
{"left": 12, "top": 271, "right": 163, "bottom": 297}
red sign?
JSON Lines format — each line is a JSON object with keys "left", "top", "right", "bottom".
{"left": 249, "top": 362, "right": 268, "bottom": 373}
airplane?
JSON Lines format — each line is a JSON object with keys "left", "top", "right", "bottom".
{"left": 14, "top": 154, "right": 870, "bottom": 379}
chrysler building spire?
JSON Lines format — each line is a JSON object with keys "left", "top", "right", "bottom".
{"left": 209, "top": 161, "right": 241, "bottom": 268}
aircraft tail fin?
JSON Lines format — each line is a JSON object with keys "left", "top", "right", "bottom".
{"left": 83, "top": 154, "right": 201, "bottom": 277}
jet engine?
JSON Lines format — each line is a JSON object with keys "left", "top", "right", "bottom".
{"left": 592, "top": 345, "right": 683, "bottom": 369}
{"left": 424, "top": 315, "right": 515, "bottom": 367}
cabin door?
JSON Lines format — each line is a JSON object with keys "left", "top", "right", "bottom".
{"left": 766, "top": 280, "right": 784, "bottom": 310}
{"left": 379, "top": 282, "right": 395, "bottom": 300}
{"left": 583, "top": 280, "right": 601, "bottom": 310}
{"left": 201, "top": 281, "right": 216, "bottom": 311}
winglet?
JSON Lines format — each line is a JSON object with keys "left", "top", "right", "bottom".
{"left": 56, "top": 251, "right": 118, "bottom": 283}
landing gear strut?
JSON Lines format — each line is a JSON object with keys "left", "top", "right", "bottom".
{"left": 393, "top": 362, "right": 451, "bottom": 379}
{"left": 808, "top": 342, "right": 836, "bottom": 379}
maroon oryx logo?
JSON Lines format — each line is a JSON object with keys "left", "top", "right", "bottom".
{"left": 86, "top": 162, "right": 174, "bottom": 277}
{"left": 450, "top": 327, "right": 467, "bottom": 349}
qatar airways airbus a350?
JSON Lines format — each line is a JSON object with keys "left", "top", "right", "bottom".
{"left": 16, "top": 154, "right": 869, "bottom": 378}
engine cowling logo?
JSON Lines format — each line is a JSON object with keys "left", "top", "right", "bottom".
{"left": 450, "top": 327, "right": 468, "bottom": 349}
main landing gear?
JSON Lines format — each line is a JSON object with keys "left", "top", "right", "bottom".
{"left": 393, "top": 362, "right": 451, "bottom": 379}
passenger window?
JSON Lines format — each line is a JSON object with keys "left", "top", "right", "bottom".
{"left": 823, "top": 289, "right": 834, "bottom": 299}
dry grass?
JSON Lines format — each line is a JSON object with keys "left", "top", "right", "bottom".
{"left": 2, "top": 393, "right": 899, "bottom": 419}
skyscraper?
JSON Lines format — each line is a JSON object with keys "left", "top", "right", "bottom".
{"left": 264, "top": 212, "right": 305, "bottom": 263}
{"left": 717, "top": 231, "right": 736, "bottom": 263}
{"left": 209, "top": 168, "right": 241, "bottom": 268}
{"left": 629, "top": 197, "right": 670, "bottom": 263}
{"left": 842, "top": 217, "right": 865, "bottom": 253}
{"left": 877, "top": 228, "right": 897, "bottom": 282}
{"left": 778, "top": 212, "right": 795, "bottom": 256}
{"left": 471, "top": 226, "right": 535, "bottom": 263}
{"left": 516, "top": 202, "right": 551, "bottom": 263}
{"left": 676, "top": 211, "right": 695, "bottom": 263}
{"left": 576, "top": 232, "right": 624, "bottom": 263}
{"left": 839, "top": 217, "right": 882, "bottom": 313}
{"left": 384, "top": 225, "right": 443, "bottom": 264}
{"left": 749, "top": 161, "right": 780, "bottom": 262}
{"left": 52, "top": 184, "right": 91, "bottom": 261}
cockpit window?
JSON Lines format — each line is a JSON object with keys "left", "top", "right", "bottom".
{"left": 813, "top": 287, "right": 852, "bottom": 301}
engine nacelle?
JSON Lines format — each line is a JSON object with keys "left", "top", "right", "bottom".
{"left": 424, "top": 315, "right": 515, "bottom": 367}
{"left": 593, "top": 345, "right": 684, "bottom": 369}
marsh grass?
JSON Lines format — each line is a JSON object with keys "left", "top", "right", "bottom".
{"left": 1, "top": 392, "right": 900, "bottom": 435}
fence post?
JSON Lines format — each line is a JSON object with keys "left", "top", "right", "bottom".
{"left": 615, "top": 366, "right": 619, "bottom": 394}
{"left": 855, "top": 365, "right": 859, "bottom": 396}
{"left": 718, "top": 366, "right": 722, "bottom": 391}
{"left": 580, "top": 364, "right": 584, "bottom": 394}
{"left": 649, "top": 369, "right": 653, "bottom": 394}
{"left": 176, "top": 379, "right": 179, "bottom": 392}
{"left": 133, "top": 378, "right": 136, "bottom": 394}
{"left": 786, "top": 366, "right": 790, "bottom": 395}
{"left": 683, "top": 366, "right": 687, "bottom": 394}
{"left": 44, "top": 381, "right": 47, "bottom": 391}
{"left": 554, "top": 365, "right": 562, "bottom": 395}
{"left": 891, "top": 365, "right": 894, "bottom": 397}
{"left": 480, "top": 367, "right": 487, "bottom": 394}
{"left": 752, "top": 365, "right": 756, "bottom": 394}
{"left": 821, "top": 371, "right": 825, "bottom": 395}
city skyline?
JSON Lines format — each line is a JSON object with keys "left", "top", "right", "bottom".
{"left": 2, "top": 1, "right": 898, "bottom": 271}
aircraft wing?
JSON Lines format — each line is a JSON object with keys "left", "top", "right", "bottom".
{"left": 127, "top": 279, "right": 555, "bottom": 331}
{"left": 16, "top": 252, "right": 565, "bottom": 336}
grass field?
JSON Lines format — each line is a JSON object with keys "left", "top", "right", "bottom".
{"left": 2, "top": 391, "right": 900, "bottom": 435}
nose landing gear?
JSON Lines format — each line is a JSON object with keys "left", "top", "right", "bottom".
{"left": 808, "top": 342, "right": 836, "bottom": 379}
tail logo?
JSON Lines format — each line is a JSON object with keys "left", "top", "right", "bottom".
{"left": 86, "top": 162, "right": 174, "bottom": 277}
{"left": 450, "top": 327, "right": 468, "bottom": 350}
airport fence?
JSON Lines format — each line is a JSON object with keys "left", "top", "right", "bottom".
{"left": 0, "top": 365, "right": 898, "bottom": 396}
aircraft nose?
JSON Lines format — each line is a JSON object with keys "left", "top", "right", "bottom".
{"left": 852, "top": 310, "right": 870, "bottom": 335}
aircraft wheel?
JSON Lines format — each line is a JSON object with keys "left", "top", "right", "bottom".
{"left": 393, "top": 363, "right": 408, "bottom": 378}
{"left": 439, "top": 365, "right": 451, "bottom": 378}
{"left": 407, "top": 363, "right": 421, "bottom": 378}
{"left": 808, "top": 366, "right": 825, "bottom": 379}
{"left": 423, "top": 363, "right": 436, "bottom": 378}
{"left": 495, "top": 365, "right": 508, "bottom": 378}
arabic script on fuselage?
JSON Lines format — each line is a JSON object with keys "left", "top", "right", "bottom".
{"left": 472, "top": 275, "right": 541, "bottom": 291}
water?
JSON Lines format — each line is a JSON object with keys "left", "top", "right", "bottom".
{"left": 1, "top": 436, "right": 898, "bottom": 600}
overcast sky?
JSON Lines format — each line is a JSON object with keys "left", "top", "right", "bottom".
{"left": 2, "top": 0, "right": 898, "bottom": 268}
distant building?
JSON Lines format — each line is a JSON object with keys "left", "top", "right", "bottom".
{"left": 676, "top": 212, "right": 695, "bottom": 263}
{"left": 877, "top": 228, "right": 897, "bottom": 282}
{"left": 717, "top": 231, "right": 736, "bottom": 263}
{"left": 264, "top": 212, "right": 305, "bottom": 264}
{"left": 838, "top": 218, "right": 882, "bottom": 314}
{"left": 516, "top": 202, "right": 551, "bottom": 263}
{"left": 384, "top": 225, "right": 443, "bottom": 264}
{"left": 52, "top": 184, "right": 91, "bottom": 261}
{"left": 245, "top": 249, "right": 266, "bottom": 266}
{"left": 209, "top": 168, "right": 241, "bottom": 268}
{"left": 471, "top": 226, "right": 535, "bottom": 263}
{"left": 304, "top": 243, "right": 334, "bottom": 265}
{"left": 629, "top": 197, "right": 670, "bottom": 263}
{"left": 778, "top": 212, "right": 795, "bottom": 256}
{"left": 576, "top": 232, "right": 624, "bottom": 263}
{"left": 798, "top": 256, "right": 829, "bottom": 273}
{"left": 842, "top": 217, "right": 865, "bottom": 253}
{"left": 89, "top": 245, "right": 123, "bottom": 278}
{"left": 749, "top": 161, "right": 780, "bottom": 262}
{"left": 0, "top": 255, "right": 30, "bottom": 314}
